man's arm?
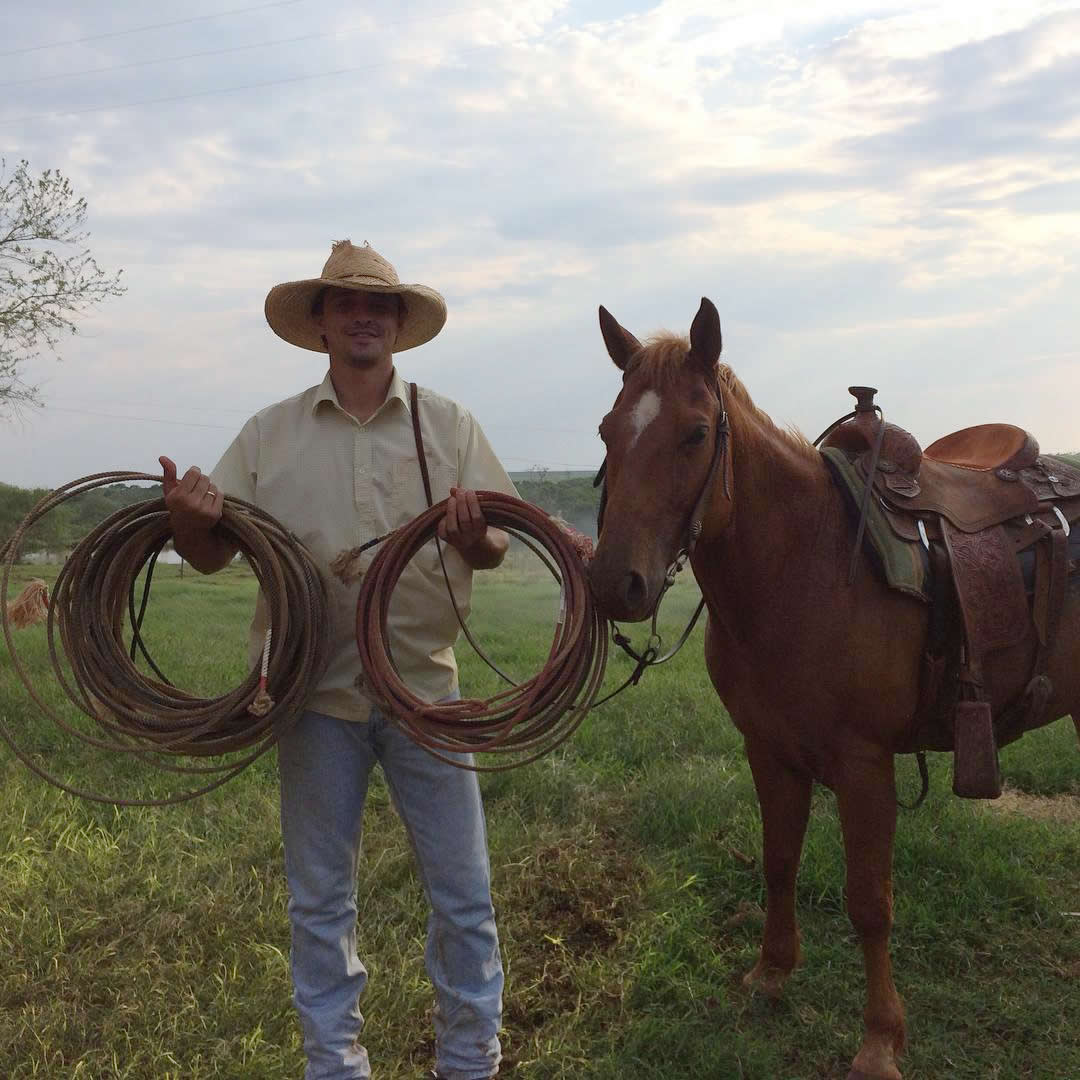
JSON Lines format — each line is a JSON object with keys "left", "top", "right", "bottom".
{"left": 437, "top": 487, "right": 509, "bottom": 570}
{"left": 160, "top": 456, "right": 239, "bottom": 573}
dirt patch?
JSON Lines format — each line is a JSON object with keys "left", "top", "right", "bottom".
{"left": 980, "top": 786, "right": 1080, "bottom": 825}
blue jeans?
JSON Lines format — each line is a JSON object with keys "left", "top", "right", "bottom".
{"left": 277, "top": 705, "right": 503, "bottom": 1080}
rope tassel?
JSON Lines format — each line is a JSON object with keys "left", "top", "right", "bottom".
{"left": 247, "top": 628, "right": 275, "bottom": 717}
{"left": 7, "top": 579, "right": 49, "bottom": 629}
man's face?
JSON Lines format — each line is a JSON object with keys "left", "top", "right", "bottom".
{"left": 316, "top": 287, "right": 403, "bottom": 368}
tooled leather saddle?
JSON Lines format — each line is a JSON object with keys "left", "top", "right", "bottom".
{"left": 819, "top": 387, "right": 1080, "bottom": 799}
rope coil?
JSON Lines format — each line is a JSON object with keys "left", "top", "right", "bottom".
{"left": 356, "top": 491, "right": 609, "bottom": 770}
{"left": 1, "top": 471, "right": 332, "bottom": 806}
{"left": 3, "top": 478, "right": 696, "bottom": 794}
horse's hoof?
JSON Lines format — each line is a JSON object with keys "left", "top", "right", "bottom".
{"left": 742, "top": 965, "right": 789, "bottom": 998}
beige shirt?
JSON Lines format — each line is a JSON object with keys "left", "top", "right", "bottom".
{"left": 212, "top": 368, "right": 518, "bottom": 721}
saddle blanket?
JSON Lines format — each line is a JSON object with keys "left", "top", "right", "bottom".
{"left": 820, "top": 446, "right": 1080, "bottom": 602}
{"left": 821, "top": 446, "right": 929, "bottom": 600}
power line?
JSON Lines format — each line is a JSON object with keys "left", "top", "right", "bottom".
{"left": 27, "top": 406, "right": 598, "bottom": 469}
{"left": 44, "top": 397, "right": 594, "bottom": 436}
{"left": 36, "top": 405, "right": 602, "bottom": 459}
{"left": 0, "top": 32, "right": 330, "bottom": 89}
{"left": 473, "top": 422, "right": 590, "bottom": 436}
{"left": 0, "top": 5, "right": 489, "bottom": 89}
{"left": 42, "top": 405, "right": 236, "bottom": 430}
{"left": 0, "top": 0, "right": 308, "bottom": 59}
{"left": 2, "top": 38, "right": 523, "bottom": 127}
{"left": 3, "top": 66, "right": 366, "bottom": 125}
{"left": 498, "top": 455, "right": 600, "bottom": 470}
{"left": 45, "top": 396, "right": 265, "bottom": 415}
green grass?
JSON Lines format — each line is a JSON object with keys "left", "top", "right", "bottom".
{"left": 1, "top": 561, "right": 1078, "bottom": 1078}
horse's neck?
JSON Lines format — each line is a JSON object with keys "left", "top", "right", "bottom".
{"left": 693, "top": 401, "right": 842, "bottom": 637}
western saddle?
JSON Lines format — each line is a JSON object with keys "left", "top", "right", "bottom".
{"left": 820, "top": 387, "right": 1080, "bottom": 798}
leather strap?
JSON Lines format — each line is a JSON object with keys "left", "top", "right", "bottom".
{"left": 409, "top": 382, "right": 434, "bottom": 508}
{"left": 1009, "top": 524, "right": 1068, "bottom": 737}
{"left": 1032, "top": 525, "right": 1068, "bottom": 655}
{"left": 407, "top": 381, "right": 517, "bottom": 686}
{"left": 685, "top": 399, "right": 730, "bottom": 554}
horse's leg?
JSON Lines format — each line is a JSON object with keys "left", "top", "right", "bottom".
{"left": 834, "top": 750, "right": 905, "bottom": 1080}
{"left": 742, "top": 734, "right": 813, "bottom": 997}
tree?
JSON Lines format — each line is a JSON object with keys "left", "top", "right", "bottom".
{"left": 0, "top": 158, "right": 125, "bottom": 414}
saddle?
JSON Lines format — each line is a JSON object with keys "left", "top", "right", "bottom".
{"left": 820, "top": 387, "right": 1080, "bottom": 798}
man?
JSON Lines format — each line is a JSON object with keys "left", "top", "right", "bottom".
{"left": 160, "top": 240, "right": 514, "bottom": 1080}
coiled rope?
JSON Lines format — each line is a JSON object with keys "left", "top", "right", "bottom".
{"left": 356, "top": 491, "right": 610, "bottom": 770}
{"left": 0, "top": 471, "right": 331, "bottom": 806}
{"left": 4, "top": 477, "right": 696, "bottom": 793}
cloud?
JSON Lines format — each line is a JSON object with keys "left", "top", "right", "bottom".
{"left": 2, "top": 0, "right": 1080, "bottom": 492}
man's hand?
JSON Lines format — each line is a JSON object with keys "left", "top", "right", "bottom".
{"left": 437, "top": 487, "right": 509, "bottom": 570}
{"left": 160, "top": 455, "right": 223, "bottom": 530}
{"left": 438, "top": 487, "right": 487, "bottom": 551}
{"left": 159, "top": 456, "right": 236, "bottom": 573}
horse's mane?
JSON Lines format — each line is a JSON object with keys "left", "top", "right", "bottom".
{"left": 628, "top": 332, "right": 815, "bottom": 460}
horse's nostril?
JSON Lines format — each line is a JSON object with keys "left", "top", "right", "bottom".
{"left": 624, "top": 570, "right": 647, "bottom": 611}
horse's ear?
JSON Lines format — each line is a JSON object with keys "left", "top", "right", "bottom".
{"left": 598, "top": 305, "right": 641, "bottom": 371}
{"left": 689, "top": 297, "right": 722, "bottom": 373}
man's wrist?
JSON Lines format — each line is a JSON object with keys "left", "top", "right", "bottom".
{"left": 456, "top": 527, "right": 508, "bottom": 570}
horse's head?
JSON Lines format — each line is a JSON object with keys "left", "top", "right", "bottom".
{"left": 589, "top": 298, "right": 730, "bottom": 622}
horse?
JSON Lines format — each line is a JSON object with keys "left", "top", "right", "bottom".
{"left": 586, "top": 297, "right": 1080, "bottom": 1080}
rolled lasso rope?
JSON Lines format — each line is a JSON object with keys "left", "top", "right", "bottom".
{"left": 356, "top": 491, "right": 609, "bottom": 770}
{"left": 0, "top": 471, "right": 331, "bottom": 806}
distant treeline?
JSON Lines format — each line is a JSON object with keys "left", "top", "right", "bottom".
{"left": 513, "top": 474, "right": 601, "bottom": 538}
{"left": 0, "top": 472, "right": 601, "bottom": 560}
{"left": 4, "top": 453, "right": 1078, "bottom": 559}
{"left": 0, "top": 482, "right": 162, "bottom": 560}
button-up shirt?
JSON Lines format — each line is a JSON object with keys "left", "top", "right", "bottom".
{"left": 212, "top": 368, "right": 518, "bottom": 721}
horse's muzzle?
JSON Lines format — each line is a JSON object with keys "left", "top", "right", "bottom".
{"left": 588, "top": 561, "right": 655, "bottom": 623}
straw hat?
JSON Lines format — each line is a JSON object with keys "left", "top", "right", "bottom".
{"left": 264, "top": 240, "right": 447, "bottom": 353}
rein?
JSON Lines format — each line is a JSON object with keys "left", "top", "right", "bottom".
{"left": 591, "top": 377, "right": 731, "bottom": 705}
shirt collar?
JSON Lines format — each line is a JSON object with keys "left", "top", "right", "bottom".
{"left": 311, "top": 368, "right": 411, "bottom": 417}
{"left": 385, "top": 368, "right": 411, "bottom": 414}
{"left": 312, "top": 371, "right": 339, "bottom": 413}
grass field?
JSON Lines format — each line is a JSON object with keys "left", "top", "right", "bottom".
{"left": 1, "top": 559, "right": 1078, "bottom": 1079}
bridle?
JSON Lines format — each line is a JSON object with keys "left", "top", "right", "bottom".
{"left": 590, "top": 377, "right": 731, "bottom": 703}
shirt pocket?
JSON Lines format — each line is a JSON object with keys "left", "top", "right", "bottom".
{"left": 388, "top": 457, "right": 458, "bottom": 578}
{"left": 389, "top": 457, "right": 457, "bottom": 526}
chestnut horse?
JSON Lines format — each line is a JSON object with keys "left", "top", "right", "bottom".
{"left": 587, "top": 298, "right": 1080, "bottom": 1080}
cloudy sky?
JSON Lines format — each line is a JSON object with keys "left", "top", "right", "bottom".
{"left": 2, "top": 0, "right": 1079, "bottom": 490}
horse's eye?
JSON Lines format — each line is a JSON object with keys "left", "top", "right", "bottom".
{"left": 684, "top": 424, "right": 709, "bottom": 447}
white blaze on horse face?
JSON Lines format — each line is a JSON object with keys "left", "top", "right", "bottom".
{"left": 628, "top": 390, "right": 662, "bottom": 450}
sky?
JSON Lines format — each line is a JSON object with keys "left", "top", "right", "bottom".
{"left": 2, "top": 0, "right": 1079, "bottom": 490}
